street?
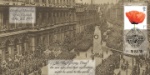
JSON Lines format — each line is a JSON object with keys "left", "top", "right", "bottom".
{"left": 30, "top": 45, "right": 112, "bottom": 75}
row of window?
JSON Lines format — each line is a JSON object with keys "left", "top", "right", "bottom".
{"left": 0, "top": 10, "right": 76, "bottom": 31}
{"left": 0, "top": 8, "right": 99, "bottom": 33}
{"left": 35, "top": 11, "right": 76, "bottom": 29}
{"left": 77, "top": 11, "right": 99, "bottom": 25}
{"left": 1, "top": 0, "right": 75, "bottom": 6}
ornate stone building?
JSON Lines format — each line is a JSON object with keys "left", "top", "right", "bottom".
{"left": 0, "top": 0, "right": 100, "bottom": 61}
{"left": 76, "top": 3, "right": 99, "bottom": 34}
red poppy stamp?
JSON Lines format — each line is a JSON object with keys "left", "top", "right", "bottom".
{"left": 124, "top": 5, "right": 148, "bottom": 56}
{"left": 126, "top": 10, "right": 145, "bottom": 24}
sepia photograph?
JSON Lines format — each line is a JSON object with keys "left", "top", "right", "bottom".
{"left": 0, "top": 0, "right": 150, "bottom": 75}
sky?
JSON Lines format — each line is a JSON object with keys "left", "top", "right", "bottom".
{"left": 75, "top": 0, "right": 118, "bottom": 4}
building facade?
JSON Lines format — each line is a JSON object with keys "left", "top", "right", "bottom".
{"left": 0, "top": 0, "right": 100, "bottom": 61}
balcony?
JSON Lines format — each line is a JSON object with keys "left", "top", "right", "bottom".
{"left": 0, "top": 20, "right": 77, "bottom": 36}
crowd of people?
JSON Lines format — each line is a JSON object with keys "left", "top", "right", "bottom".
{"left": 75, "top": 25, "right": 94, "bottom": 52}
{"left": 0, "top": 44, "right": 76, "bottom": 75}
{"left": 131, "top": 56, "right": 150, "bottom": 75}
{"left": 0, "top": 53, "right": 45, "bottom": 75}
{"left": 96, "top": 53, "right": 120, "bottom": 75}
